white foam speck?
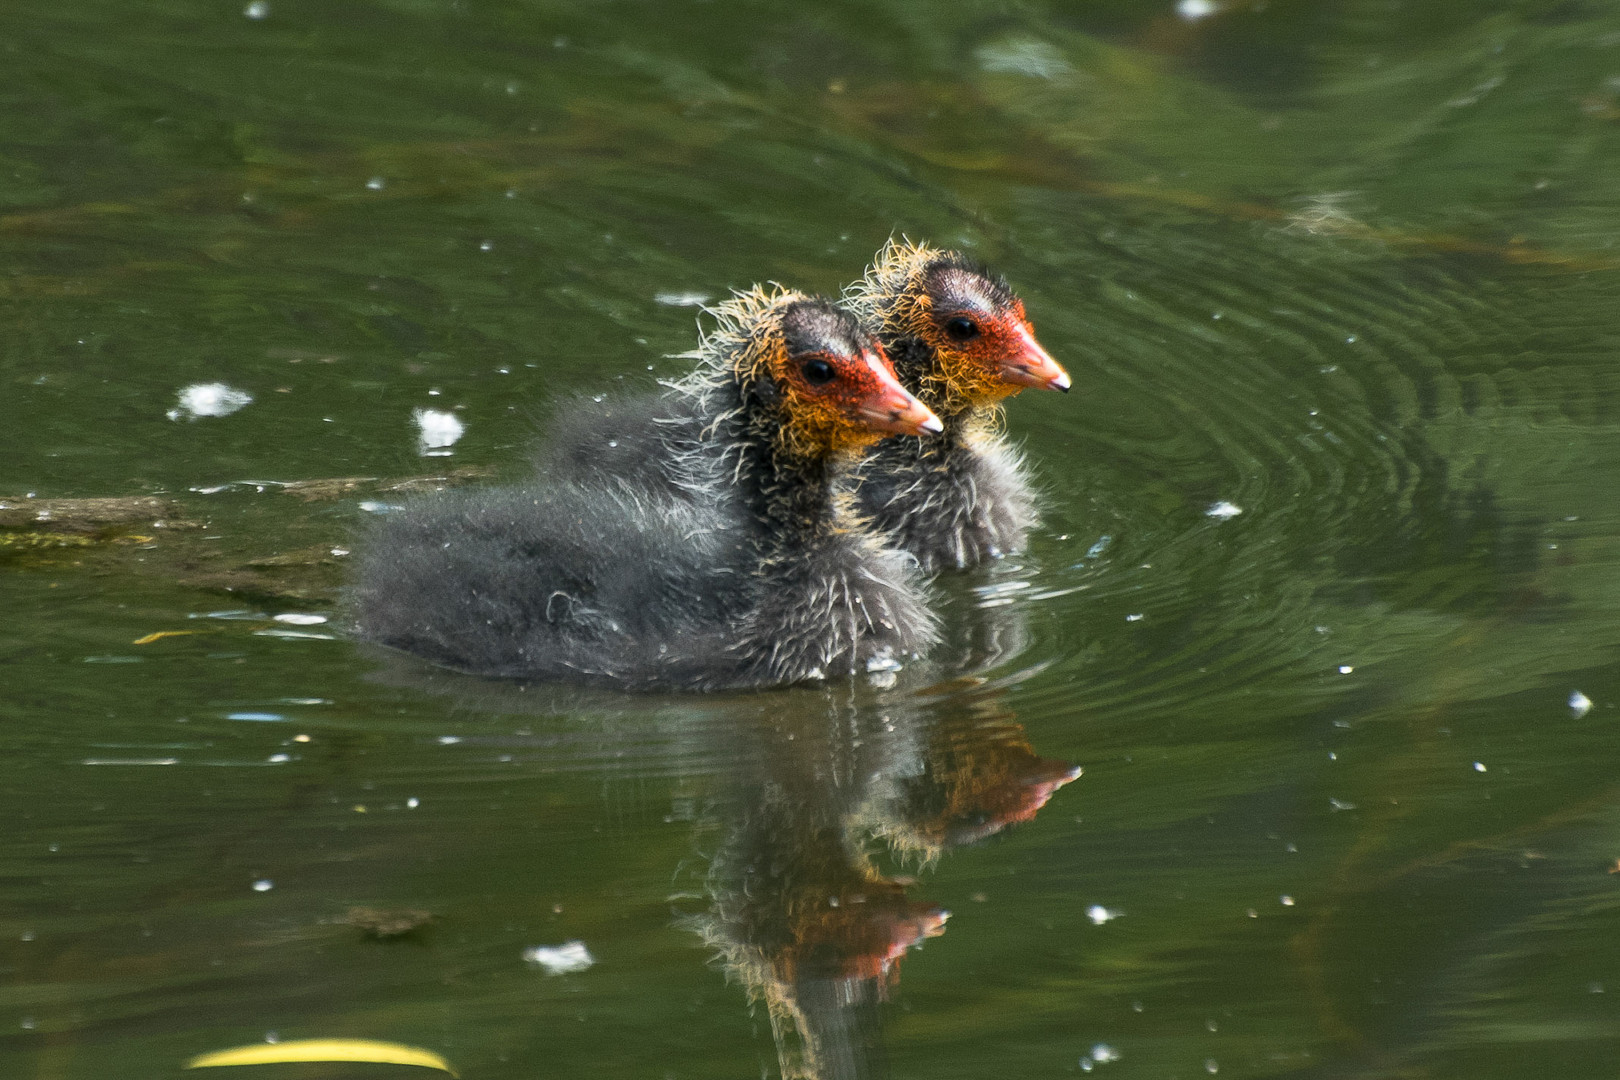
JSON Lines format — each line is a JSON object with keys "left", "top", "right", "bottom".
{"left": 252, "top": 879, "right": 274, "bottom": 892}
{"left": 1086, "top": 904, "right": 1119, "bottom": 925}
{"left": 414, "top": 408, "right": 464, "bottom": 455}
{"left": 1177, "top": 0, "right": 1218, "bottom": 18}
{"left": 654, "top": 291, "right": 710, "bottom": 307}
{"left": 272, "top": 613, "right": 328, "bottom": 626}
{"left": 1206, "top": 501, "right": 1243, "bottom": 520}
{"left": 1569, "top": 690, "right": 1593, "bottom": 718}
{"left": 168, "top": 383, "right": 252, "bottom": 421}
{"left": 523, "top": 940, "right": 594, "bottom": 974}
{"left": 243, "top": 1, "right": 269, "bottom": 18}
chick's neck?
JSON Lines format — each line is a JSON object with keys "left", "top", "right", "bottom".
{"left": 728, "top": 396, "right": 854, "bottom": 544}
{"left": 884, "top": 334, "right": 983, "bottom": 442}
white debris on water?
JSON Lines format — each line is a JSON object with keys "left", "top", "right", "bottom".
{"left": 252, "top": 879, "right": 274, "bottom": 892}
{"left": 1205, "top": 500, "right": 1243, "bottom": 520}
{"left": 243, "top": 1, "right": 269, "bottom": 18}
{"left": 1086, "top": 905, "right": 1120, "bottom": 925}
{"left": 168, "top": 383, "right": 253, "bottom": 420}
{"left": 272, "top": 613, "right": 328, "bottom": 626}
{"left": 1079, "top": 1043, "right": 1121, "bottom": 1071}
{"left": 414, "top": 408, "right": 464, "bottom": 456}
{"left": 523, "top": 940, "right": 594, "bottom": 974}
{"left": 1570, "top": 690, "right": 1593, "bottom": 718}
{"left": 1177, "top": 0, "right": 1218, "bottom": 19}
{"left": 654, "top": 291, "right": 710, "bottom": 307}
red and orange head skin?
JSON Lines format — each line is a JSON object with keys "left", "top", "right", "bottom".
{"left": 742, "top": 295, "right": 942, "bottom": 459}
{"left": 849, "top": 241, "right": 1069, "bottom": 418}
{"left": 916, "top": 258, "right": 1069, "bottom": 399}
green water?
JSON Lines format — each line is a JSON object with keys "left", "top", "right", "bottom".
{"left": 5, "top": 1, "right": 1620, "bottom": 1077}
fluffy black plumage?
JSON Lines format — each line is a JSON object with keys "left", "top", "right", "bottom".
{"left": 350, "top": 290, "right": 940, "bottom": 691}
{"left": 847, "top": 404, "right": 1038, "bottom": 572}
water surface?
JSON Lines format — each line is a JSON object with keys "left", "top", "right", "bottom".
{"left": 5, "top": 2, "right": 1620, "bottom": 1078}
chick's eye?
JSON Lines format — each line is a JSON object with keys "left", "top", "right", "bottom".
{"left": 800, "top": 357, "right": 837, "bottom": 385}
{"left": 944, "top": 316, "right": 980, "bottom": 342}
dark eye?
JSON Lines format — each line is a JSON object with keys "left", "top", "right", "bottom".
{"left": 801, "top": 357, "right": 836, "bottom": 385}
{"left": 944, "top": 316, "right": 980, "bottom": 342}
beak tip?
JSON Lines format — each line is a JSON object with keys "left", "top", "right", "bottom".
{"left": 921, "top": 415, "right": 944, "bottom": 435}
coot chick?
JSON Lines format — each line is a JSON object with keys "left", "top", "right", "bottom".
{"left": 842, "top": 239, "right": 1069, "bottom": 572}
{"left": 350, "top": 290, "right": 944, "bottom": 691}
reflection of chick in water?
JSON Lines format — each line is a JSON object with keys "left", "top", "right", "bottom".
{"left": 689, "top": 699, "right": 932, "bottom": 1080}
{"left": 355, "top": 658, "right": 1075, "bottom": 1080}
{"left": 697, "top": 783, "right": 946, "bottom": 1080}
{"left": 715, "top": 801, "right": 950, "bottom": 988}
{"left": 692, "top": 690, "right": 1078, "bottom": 1080}
{"left": 854, "top": 692, "right": 1081, "bottom": 858}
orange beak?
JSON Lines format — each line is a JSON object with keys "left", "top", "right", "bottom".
{"left": 856, "top": 349, "right": 944, "bottom": 436}
{"left": 998, "top": 322, "right": 1070, "bottom": 392}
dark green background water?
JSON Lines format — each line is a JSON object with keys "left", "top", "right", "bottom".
{"left": 5, "top": 1, "right": 1620, "bottom": 1077}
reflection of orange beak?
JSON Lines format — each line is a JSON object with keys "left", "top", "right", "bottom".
{"left": 998, "top": 323, "right": 1070, "bottom": 392}
{"left": 858, "top": 350, "right": 945, "bottom": 436}
{"left": 1019, "top": 763, "right": 1084, "bottom": 819}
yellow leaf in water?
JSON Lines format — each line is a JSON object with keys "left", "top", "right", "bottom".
{"left": 184, "top": 1039, "right": 459, "bottom": 1076}
{"left": 133, "top": 630, "right": 200, "bottom": 645}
